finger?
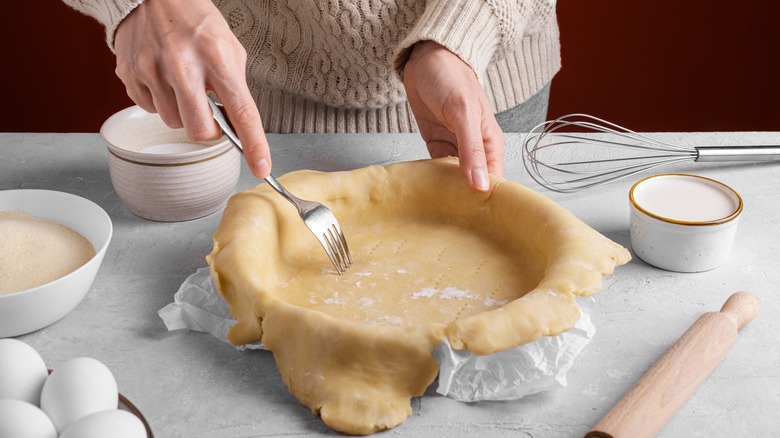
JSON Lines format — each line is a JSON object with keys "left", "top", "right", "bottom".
{"left": 450, "top": 110, "right": 490, "bottom": 192}
{"left": 482, "top": 115, "right": 505, "bottom": 178}
{"left": 120, "top": 74, "right": 185, "bottom": 131}
{"left": 123, "top": 81, "right": 156, "bottom": 114}
{"left": 117, "top": 49, "right": 183, "bottom": 128}
{"left": 231, "top": 96, "right": 271, "bottom": 179}
{"left": 202, "top": 34, "right": 269, "bottom": 179}
{"left": 148, "top": 84, "right": 184, "bottom": 128}
{"left": 461, "top": 145, "right": 491, "bottom": 192}
{"left": 212, "top": 85, "right": 271, "bottom": 179}
{"left": 176, "top": 90, "right": 223, "bottom": 142}
{"left": 172, "top": 71, "right": 223, "bottom": 142}
{"left": 116, "top": 63, "right": 157, "bottom": 113}
{"left": 133, "top": 63, "right": 184, "bottom": 128}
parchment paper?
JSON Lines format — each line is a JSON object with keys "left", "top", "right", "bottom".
{"left": 158, "top": 267, "right": 595, "bottom": 401}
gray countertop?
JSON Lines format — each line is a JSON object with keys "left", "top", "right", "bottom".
{"left": 2, "top": 131, "right": 779, "bottom": 437}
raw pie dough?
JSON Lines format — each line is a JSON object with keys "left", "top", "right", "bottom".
{"left": 207, "top": 158, "right": 630, "bottom": 435}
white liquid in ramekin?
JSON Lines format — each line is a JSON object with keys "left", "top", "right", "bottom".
{"left": 632, "top": 175, "right": 740, "bottom": 223}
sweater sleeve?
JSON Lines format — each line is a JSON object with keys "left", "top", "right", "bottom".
{"left": 62, "top": 0, "right": 146, "bottom": 51}
{"left": 393, "top": 0, "right": 556, "bottom": 81}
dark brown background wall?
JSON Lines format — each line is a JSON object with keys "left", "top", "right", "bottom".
{"left": 1, "top": 0, "right": 778, "bottom": 133}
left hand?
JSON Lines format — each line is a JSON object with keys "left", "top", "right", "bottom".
{"left": 403, "top": 41, "right": 504, "bottom": 192}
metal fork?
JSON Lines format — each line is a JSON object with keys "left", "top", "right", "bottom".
{"left": 207, "top": 96, "right": 352, "bottom": 274}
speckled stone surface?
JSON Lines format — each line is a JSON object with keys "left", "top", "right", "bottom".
{"left": 2, "top": 131, "right": 779, "bottom": 437}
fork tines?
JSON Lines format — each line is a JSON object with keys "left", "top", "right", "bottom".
{"left": 318, "top": 221, "right": 352, "bottom": 275}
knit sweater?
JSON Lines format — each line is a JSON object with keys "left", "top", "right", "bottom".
{"left": 64, "top": 0, "right": 560, "bottom": 133}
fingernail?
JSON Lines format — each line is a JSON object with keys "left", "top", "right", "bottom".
{"left": 471, "top": 168, "right": 490, "bottom": 191}
{"left": 252, "top": 158, "right": 270, "bottom": 178}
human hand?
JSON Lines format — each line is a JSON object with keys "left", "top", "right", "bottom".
{"left": 114, "top": 0, "right": 271, "bottom": 178}
{"left": 403, "top": 41, "right": 504, "bottom": 191}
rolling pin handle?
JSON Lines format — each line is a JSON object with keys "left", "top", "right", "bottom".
{"left": 719, "top": 291, "right": 759, "bottom": 329}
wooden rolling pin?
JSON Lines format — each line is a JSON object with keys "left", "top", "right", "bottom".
{"left": 585, "top": 291, "right": 759, "bottom": 438}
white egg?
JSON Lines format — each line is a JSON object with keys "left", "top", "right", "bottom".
{"left": 0, "top": 399, "right": 57, "bottom": 438}
{"left": 60, "top": 409, "right": 147, "bottom": 438}
{"left": 40, "top": 357, "right": 119, "bottom": 434}
{"left": 0, "top": 338, "right": 49, "bottom": 405}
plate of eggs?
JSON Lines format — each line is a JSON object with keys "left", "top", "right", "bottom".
{"left": 0, "top": 338, "right": 152, "bottom": 438}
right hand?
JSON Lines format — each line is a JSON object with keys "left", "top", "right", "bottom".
{"left": 114, "top": 0, "right": 271, "bottom": 178}
{"left": 402, "top": 41, "right": 505, "bottom": 192}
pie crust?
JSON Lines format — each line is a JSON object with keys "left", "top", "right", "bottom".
{"left": 207, "top": 158, "right": 630, "bottom": 434}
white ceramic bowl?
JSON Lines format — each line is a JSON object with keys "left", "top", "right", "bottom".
{"left": 0, "top": 190, "right": 113, "bottom": 337}
{"left": 629, "top": 174, "right": 742, "bottom": 272}
{"left": 100, "top": 106, "right": 241, "bottom": 222}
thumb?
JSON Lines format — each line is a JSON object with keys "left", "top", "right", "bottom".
{"left": 450, "top": 111, "right": 490, "bottom": 192}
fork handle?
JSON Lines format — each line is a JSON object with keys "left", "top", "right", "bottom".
{"left": 695, "top": 145, "right": 780, "bottom": 162}
{"left": 207, "top": 95, "right": 303, "bottom": 212}
{"left": 208, "top": 96, "right": 244, "bottom": 155}
{"left": 264, "top": 175, "right": 306, "bottom": 213}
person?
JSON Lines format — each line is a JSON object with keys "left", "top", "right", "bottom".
{"left": 63, "top": 0, "right": 560, "bottom": 191}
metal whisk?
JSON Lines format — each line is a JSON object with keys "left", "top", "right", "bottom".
{"left": 522, "top": 114, "right": 780, "bottom": 193}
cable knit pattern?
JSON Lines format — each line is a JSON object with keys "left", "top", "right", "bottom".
{"left": 63, "top": 0, "right": 560, "bottom": 133}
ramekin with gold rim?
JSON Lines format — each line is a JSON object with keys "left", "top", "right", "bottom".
{"left": 629, "top": 174, "right": 743, "bottom": 272}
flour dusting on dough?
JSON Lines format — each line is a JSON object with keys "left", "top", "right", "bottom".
{"left": 411, "top": 288, "right": 437, "bottom": 299}
{"left": 483, "top": 298, "right": 509, "bottom": 307}
{"left": 439, "top": 287, "right": 474, "bottom": 299}
{"left": 323, "top": 292, "right": 345, "bottom": 305}
{"left": 251, "top": 215, "right": 270, "bottom": 231}
{"left": 411, "top": 287, "right": 475, "bottom": 300}
{"left": 366, "top": 315, "right": 404, "bottom": 326}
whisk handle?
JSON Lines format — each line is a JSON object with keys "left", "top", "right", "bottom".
{"left": 695, "top": 145, "right": 780, "bottom": 162}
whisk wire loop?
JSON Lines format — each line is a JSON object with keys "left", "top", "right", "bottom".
{"left": 521, "top": 114, "right": 780, "bottom": 193}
